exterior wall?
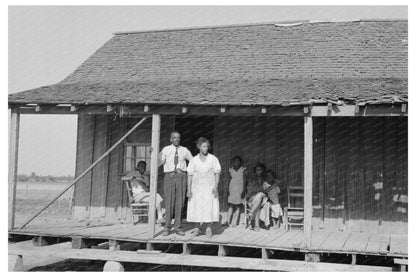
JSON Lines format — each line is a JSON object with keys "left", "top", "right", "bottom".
{"left": 73, "top": 114, "right": 174, "bottom": 222}
{"left": 312, "top": 117, "right": 408, "bottom": 234}
{"left": 73, "top": 114, "right": 407, "bottom": 234}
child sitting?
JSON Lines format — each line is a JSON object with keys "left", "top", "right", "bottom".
{"left": 122, "top": 161, "right": 165, "bottom": 224}
{"left": 226, "top": 156, "right": 247, "bottom": 227}
{"left": 263, "top": 170, "right": 283, "bottom": 229}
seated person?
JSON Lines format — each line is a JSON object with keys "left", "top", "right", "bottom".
{"left": 246, "top": 163, "right": 268, "bottom": 231}
{"left": 262, "top": 170, "right": 283, "bottom": 229}
{"left": 121, "top": 161, "right": 165, "bottom": 223}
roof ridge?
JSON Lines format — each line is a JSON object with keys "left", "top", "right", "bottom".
{"left": 113, "top": 18, "right": 406, "bottom": 35}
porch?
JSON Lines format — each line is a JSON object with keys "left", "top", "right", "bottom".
{"left": 9, "top": 220, "right": 408, "bottom": 258}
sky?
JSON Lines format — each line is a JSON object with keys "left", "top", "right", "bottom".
{"left": 8, "top": 5, "right": 408, "bottom": 176}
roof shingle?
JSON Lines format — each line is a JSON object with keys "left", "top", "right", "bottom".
{"left": 9, "top": 20, "right": 408, "bottom": 105}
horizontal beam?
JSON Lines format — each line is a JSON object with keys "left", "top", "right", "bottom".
{"left": 9, "top": 243, "right": 392, "bottom": 272}
{"left": 11, "top": 104, "right": 407, "bottom": 117}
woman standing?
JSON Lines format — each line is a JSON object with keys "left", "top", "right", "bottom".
{"left": 186, "top": 137, "right": 221, "bottom": 237}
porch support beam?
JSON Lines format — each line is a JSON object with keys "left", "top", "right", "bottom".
{"left": 8, "top": 108, "right": 20, "bottom": 231}
{"left": 149, "top": 114, "right": 161, "bottom": 238}
{"left": 303, "top": 116, "right": 313, "bottom": 247}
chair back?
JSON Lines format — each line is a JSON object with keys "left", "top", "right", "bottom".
{"left": 122, "top": 179, "right": 135, "bottom": 204}
{"left": 287, "top": 186, "right": 304, "bottom": 208}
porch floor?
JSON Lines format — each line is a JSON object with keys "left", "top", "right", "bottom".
{"left": 9, "top": 221, "right": 407, "bottom": 257}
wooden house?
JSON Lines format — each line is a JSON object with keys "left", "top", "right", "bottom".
{"left": 8, "top": 20, "right": 408, "bottom": 271}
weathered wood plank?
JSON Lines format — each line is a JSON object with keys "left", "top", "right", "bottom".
{"left": 389, "top": 234, "right": 408, "bottom": 255}
{"left": 9, "top": 243, "right": 393, "bottom": 272}
{"left": 267, "top": 230, "right": 303, "bottom": 250}
{"left": 304, "top": 116, "right": 313, "bottom": 246}
{"left": 342, "top": 232, "right": 371, "bottom": 252}
{"left": 319, "top": 232, "right": 351, "bottom": 251}
{"left": 73, "top": 115, "right": 95, "bottom": 220}
{"left": 149, "top": 114, "right": 161, "bottom": 237}
{"left": 8, "top": 109, "right": 20, "bottom": 230}
{"left": 90, "top": 115, "right": 110, "bottom": 219}
{"left": 268, "top": 230, "right": 304, "bottom": 249}
{"left": 365, "top": 233, "right": 390, "bottom": 254}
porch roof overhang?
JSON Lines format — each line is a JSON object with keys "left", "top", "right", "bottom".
{"left": 8, "top": 77, "right": 408, "bottom": 116}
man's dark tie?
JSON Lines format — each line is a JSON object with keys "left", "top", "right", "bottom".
{"left": 174, "top": 147, "right": 179, "bottom": 170}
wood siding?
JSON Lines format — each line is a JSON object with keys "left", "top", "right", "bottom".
{"left": 73, "top": 115, "right": 407, "bottom": 235}
{"left": 312, "top": 117, "right": 408, "bottom": 234}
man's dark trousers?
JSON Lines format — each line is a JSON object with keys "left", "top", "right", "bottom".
{"left": 163, "top": 171, "right": 187, "bottom": 231}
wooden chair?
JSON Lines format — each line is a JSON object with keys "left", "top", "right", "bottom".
{"left": 284, "top": 186, "right": 304, "bottom": 230}
{"left": 122, "top": 179, "right": 149, "bottom": 223}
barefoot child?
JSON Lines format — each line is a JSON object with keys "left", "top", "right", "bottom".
{"left": 226, "top": 156, "right": 247, "bottom": 227}
{"left": 263, "top": 170, "right": 283, "bottom": 228}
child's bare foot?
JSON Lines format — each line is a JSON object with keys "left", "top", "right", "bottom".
{"left": 254, "top": 226, "right": 260, "bottom": 232}
{"left": 190, "top": 228, "right": 201, "bottom": 237}
{"left": 231, "top": 222, "right": 237, "bottom": 227}
{"left": 205, "top": 227, "right": 213, "bottom": 238}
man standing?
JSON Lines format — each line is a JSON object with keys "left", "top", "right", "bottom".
{"left": 160, "top": 131, "right": 193, "bottom": 236}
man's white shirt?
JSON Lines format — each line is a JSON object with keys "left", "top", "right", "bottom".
{"left": 159, "top": 144, "right": 193, "bottom": 173}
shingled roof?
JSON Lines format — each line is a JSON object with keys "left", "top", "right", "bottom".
{"left": 9, "top": 19, "right": 408, "bottom": 106}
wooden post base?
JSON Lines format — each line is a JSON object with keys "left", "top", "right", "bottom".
{"left": 109, "top": 240, "right": 120, "bottom": 251}
{"left": 103, "top": 261, "right": 124, "bottom": 272}
{"left": 305, "top": 253, "right": 320, "bottom": 263}
{"left": 218, "top": 245, "right": 228, "bottom": 257}
{"left": 262, "top": 248, "right": 273, "bottom": 259}
{"left": 32, "top": 236, "right": 49, "bottom": 247}
{"left": 71, "top": 236, "right": 99, "bottom": 249}
{"left": 8, "top": 255, "right": 23, "bottom": 271}
{"left": 183, "top": 243, "right": 191, "bottom": 255}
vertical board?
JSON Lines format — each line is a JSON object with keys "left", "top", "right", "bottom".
{"left": 149, "top": 114, "right": 161, "bottom": 236}
{"left": 8, "top": 109, "right": 20, "bottom": 230}
{"left": 105, "top": 116, "right": 122, "bottom": 221}
{"left": 312, "top": 117, "right": 325, "bottom": 230}
{"left": 89, "top": 115, "right": 110, "bottom": 219}
{"left": 73, "top": 115, "right": 95, "bottom": 220}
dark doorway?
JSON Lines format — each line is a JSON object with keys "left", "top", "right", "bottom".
{"left": 174, "top": 116, "right": 215, "bottom": 156}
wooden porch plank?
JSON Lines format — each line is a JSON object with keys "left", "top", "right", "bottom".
{"left": 364, "top": 233, "right": 390, "bottom": 254}
{"left": 9, "top": 242, "right": 393, "bottom": 272}
{"left": 101, "top": 224, "right": 142, "bottom": 238}
{"left": 268, "top": 230, "right": 304, "bottom": 249}
{"left": 226, "top": 227, "right": 276, "bottom": 246}
{"left": 151, "top": 227, "right": 195, "bottom": 243}
{"left": 309, "top": 231, "right": 332, "bottom": 250}
{"left": 342, "top": 232, "right": 371, "bottom": 252}
{"left": 75, "top": 224, "right": 125, "bottom": 237}
{"left": 248, "top": 229, "right": 288, "bottom": 248}
{"left": 319, "top": 232, "right": 351, "bottom": 251}
{"left": 389, "top": 234, "right": 408, "bottom": 255}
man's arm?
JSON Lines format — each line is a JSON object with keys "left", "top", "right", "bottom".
{"left": 158, "top": 148, "right": 166, "bottom": 167}
{"left": 185, "top": 149, "right": 193, "bottom": 161}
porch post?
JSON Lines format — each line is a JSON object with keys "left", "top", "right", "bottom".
{"left": 9, "top": 108, "right": 20, "bottom": 231}
{"left": 304, "top": 116, "right": 313, "bottom": 246}
{"left": 149, "top": 114, "right": 161, "bottom": 237}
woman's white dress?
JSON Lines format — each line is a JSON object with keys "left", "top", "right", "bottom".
{"left": 186, "top": 153, "right": 221, "bottom": 223}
